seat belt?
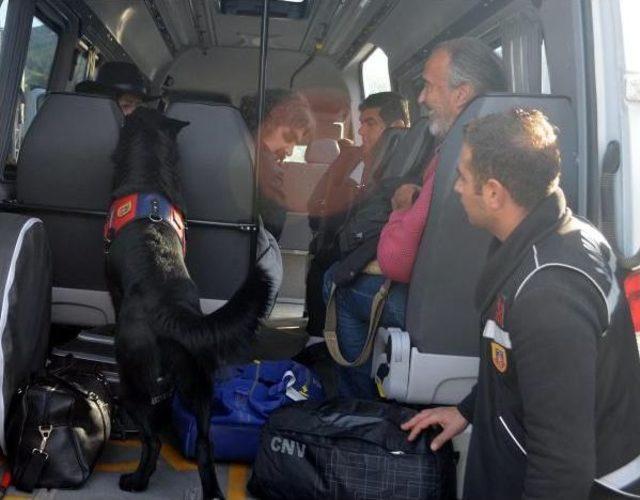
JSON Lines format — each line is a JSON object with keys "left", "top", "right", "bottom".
{"left": 323, "top": 278, "right": 391, "bottom": 367}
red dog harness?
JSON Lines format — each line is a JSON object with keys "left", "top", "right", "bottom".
{"left": 104, "top": 192, "right": 186, "bottom": 255}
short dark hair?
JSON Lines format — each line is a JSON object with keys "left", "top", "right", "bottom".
{"left": 240, "top": 88, "right": 314, "bottom": 137}
{"left": 463, "top": 108, "right": 561, "bottom": 210}
{"left": 434, "top": 37, "right": 507, "bottom": 95}
{"left": 359, "top": 91, "right": 410, "bottom": 127}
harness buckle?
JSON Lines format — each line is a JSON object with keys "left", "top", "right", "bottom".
{"left": 149, "top": 199, "right": 163, "bottom": 222}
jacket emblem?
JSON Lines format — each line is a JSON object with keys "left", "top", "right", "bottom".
{"left": 491, "top": 341, "right": 508, "bottom": 373}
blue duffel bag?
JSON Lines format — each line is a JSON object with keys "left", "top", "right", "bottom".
{"left": 172, "top": 360, "right": 324, "bottom": 462}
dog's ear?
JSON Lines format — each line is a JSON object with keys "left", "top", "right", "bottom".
{"left": 166, "top": 118, "right": 190, "bottom": 135}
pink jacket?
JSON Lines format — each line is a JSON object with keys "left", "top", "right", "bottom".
{"left": 377, "top": 155, "right": 439, "bottom": 283}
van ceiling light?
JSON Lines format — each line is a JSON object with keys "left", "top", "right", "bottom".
{"left": 218, "top": 0, "right": 311, "bottom": 20}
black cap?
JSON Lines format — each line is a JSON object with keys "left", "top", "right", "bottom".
{"left": 75, "top": 62, "right": 160, "bottom": 101}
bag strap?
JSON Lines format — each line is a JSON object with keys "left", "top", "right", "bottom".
{"left": 16, "top": 424, "right": 52, "bottom": 493}
{"left": 17, "top": 452, "right": 47, "bottom": 493}
{"left": 324, "top": 278, "right": 392, "bottom": 367}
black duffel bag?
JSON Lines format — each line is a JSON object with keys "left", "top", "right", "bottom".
{"left": 6, "top": 367, "right": 112, "bottom": 492}
{"left": 248, "top": 399, "right": 457, "bottom": 500}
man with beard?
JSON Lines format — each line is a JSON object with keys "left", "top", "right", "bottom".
{"left": 323, "top": 38, "right": 506, "bottom": 398}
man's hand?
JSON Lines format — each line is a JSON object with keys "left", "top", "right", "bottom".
{"left": 401, "top": 406, "right": 469, "bottom": 451}
{"left": 392, "top": 183, "right": 421, "bottom": 211}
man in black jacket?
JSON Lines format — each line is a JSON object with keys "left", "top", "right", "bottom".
{"left": 402, "top": 109, "right": 640, "bottom": 499}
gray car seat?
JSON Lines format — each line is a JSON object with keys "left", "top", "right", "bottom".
{"left": 0, "top": 213, "right": 51, "bottom": 452}
{"left": 165, "top": 100, "right": 255, "bottom": 306}
{"left": 372, "top": 94, "right": 578, "bottom": 404}
{"left": 3, "top": 93, "right": 257, "bottom": 326}
{"left": 379, "top": 119, "right": 433, "bottom": 181}
{"left": 10, "top": 93, "right": 121, "bottom": 325}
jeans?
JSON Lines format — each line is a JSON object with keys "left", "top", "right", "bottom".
{"left": 323, "top": 263, "right": 408, "bottom": 399}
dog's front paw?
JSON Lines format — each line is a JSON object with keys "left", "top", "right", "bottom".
{"left": 119, "top": 472, "right": 149, "bottom": 492}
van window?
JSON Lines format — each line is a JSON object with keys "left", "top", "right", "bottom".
{"left": 13, "top": 15, "right": 59, "bottom": 159}
{"left": 0, "top": 1, "right": 6, "bottom": 60}
{"left": 24, "top": 16, "right": 58, "bottom": 96}
{"left": 71, "top": 47, "right": 89, "bottom": 85}
{"left": 361, "top": 47, "right": 391, "bottom": 98}
{"left": 285, "top": 145, "right": 307, "bottom": 163}
{"left": 541, "top": 40, "right": 550, "bottom": 94}
{"left": 620, "top": 0, "right": 640, "bottom": 254}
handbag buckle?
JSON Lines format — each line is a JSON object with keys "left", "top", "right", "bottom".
{"left": 32, "top": 425, "right": 52, "bottom": 458}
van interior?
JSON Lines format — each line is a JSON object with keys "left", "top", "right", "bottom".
{"left": 0, "top": 0, "right": 638, "bottom": 498}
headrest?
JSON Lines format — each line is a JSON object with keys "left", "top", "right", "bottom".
{"left": 164, "top": 90, "right": 232, "bottom": 105}
{"left": 368, "top": 127, "right": 409, "bottom": 182}
{"left": 304, "top": 138, "right": 340, "bottom": 165}
{"left": 166, "top": 101, "right": 255, "bottom": 222}
{"left": 17, "top": 93, "right": 123, "bottom": 210}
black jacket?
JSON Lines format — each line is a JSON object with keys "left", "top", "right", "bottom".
{"left": 458, "top": 190, "right": 640, "bottom": 500}
{"left": 257, "top": 146, "right": 287, "bottom": 240}
{"left": 331, "top": 133, "right": 436, "bottom": 286}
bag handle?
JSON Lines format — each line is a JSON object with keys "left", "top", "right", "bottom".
{"left": 323, "top": 279, "right": 391, "bottom": 367}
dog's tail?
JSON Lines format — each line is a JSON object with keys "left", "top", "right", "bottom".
{"left": 158, "top": 265, "right": 271, "bottom": 367}
{"left": 201, "top": 264, "right": 272, "bottom": 362}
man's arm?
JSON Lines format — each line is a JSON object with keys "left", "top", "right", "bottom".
{"left": 307, "top": 146, "right": 362, "bottom": 217}
{"left": 456, "top": 384, "right": 477, "bottom": 422}
{"left": 509, "top": 269, "right": 606, "bottom": 500}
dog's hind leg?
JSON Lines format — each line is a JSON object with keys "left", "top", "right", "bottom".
{"left": 116, "top": 317, "right": 164, "bottom": 492}
{"left": 169, "top": 343, "right": 224, "bottom": 500}
{"left": 118, "top": 398, "right": 162, "bottom": 492}
{"left": 193, "top": 388, "right": 225, "bottom": 500}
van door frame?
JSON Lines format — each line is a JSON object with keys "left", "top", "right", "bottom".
{"left": 0, "top": 0, "right": 36, "bottom": 179}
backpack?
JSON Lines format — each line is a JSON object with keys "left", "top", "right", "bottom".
{"left": 172, "top": 360, "right": 324, "bottom": 462}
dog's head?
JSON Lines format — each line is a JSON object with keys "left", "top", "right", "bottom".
{"left": 112, "top": 108, "right": 190, "bottom": 207}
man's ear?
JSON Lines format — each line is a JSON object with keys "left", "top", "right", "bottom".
{"left": 454, "top": 83, "right": 475, "bottom": 111}
{"left": 483, "top": 179, "right": 508, "bottom": 210}
{"left": 389, "top": 118, "right": 407, "bottom": 128}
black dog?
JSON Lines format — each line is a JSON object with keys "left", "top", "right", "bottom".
{"left": 105, "top": 108, "right": 270, "bottom": 499}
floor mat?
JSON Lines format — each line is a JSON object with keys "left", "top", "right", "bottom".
{"left": 1, "top": 439, "right": 256, "bottom": 499}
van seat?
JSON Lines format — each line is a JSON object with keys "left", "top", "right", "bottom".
{"left": 372, "top": 94, "right": 579, "bottom": 404}
{"left": 304, "top": 138, "right": 340, "bottom": 166}
{"left": 10, "top": 93, "right": 121, "bottom": 325}
{"left": 2, "top": 93, "right": 258, "bottom": 326}
{"left": 279, "top": 139, "right": 340, "bottom": 251}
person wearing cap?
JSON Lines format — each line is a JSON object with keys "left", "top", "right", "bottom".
{"left": 75, "top": 61, "right": 159, "bottom": 115}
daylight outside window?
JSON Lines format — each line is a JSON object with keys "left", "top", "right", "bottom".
{"left": 620, "top": 0, "right": 640, "bottom": 255}
{"left": 0, "top": 0, "right": 6, "bottom": 59}
{"left": 362, "top": 47, "right": 391, "bottom": 98}
{"left": 541, "top": 40, "right": 550, "bottom": 94}
{"left": 8, "top": 14, "right": 59, "bottom": 162}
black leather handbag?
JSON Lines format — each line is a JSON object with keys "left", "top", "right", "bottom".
{"left": 6, "top": 367, "right": 112, "bottom": 492}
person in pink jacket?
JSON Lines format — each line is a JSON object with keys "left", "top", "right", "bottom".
{"left": 323, "top": 38, "right": 507, "bottom": 398}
